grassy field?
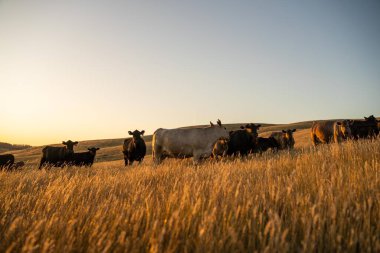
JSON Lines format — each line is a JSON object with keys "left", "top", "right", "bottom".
{"left": 1, "top": 135, "right": 379, "bottom": 252}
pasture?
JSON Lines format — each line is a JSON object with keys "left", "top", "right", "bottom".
{"left": 0, "top": 121, "right": 379, "bottom": 252}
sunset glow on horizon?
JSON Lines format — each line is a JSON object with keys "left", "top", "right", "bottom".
{"left": 1, "top": 0, "right": 379, "bottom": 146}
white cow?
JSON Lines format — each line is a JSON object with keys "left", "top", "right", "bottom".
{"left": 152, "top": 119, "right": 229, "bottom": 165}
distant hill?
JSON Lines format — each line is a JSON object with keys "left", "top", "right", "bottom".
{"left": 4, "top": 118, "right": 377, "bottom": 166}
{"left": 0, "top": 142, "right": 32, "bottom": 153}
{"left": 3, "top": 121, "right": 315, "bottom": 166}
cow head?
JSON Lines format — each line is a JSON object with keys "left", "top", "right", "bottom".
{"left": 336, "top": 121, "right": 352, "bottom": 138}
{"left": 62, "top": 140, "right": 78, "bottom": 153}
{"left": 241, "top": 123, "right": 261, "bottom": 138}
{"left": 281, "top": 129, "right": 296, "bottom": 148}
{"left": 364, "top": 115, "right": 377, "bottom": 123}
{"left": 88, "top": 147, "right": 100, "bottom": 155}
{"left": 210, "top": 119, "right": 229, "bottom": 140}
{"left": 214, "top": 137, "right": 229, "bottom": 155}
{"left": 217, "top": 136, "right": 229, "bottom": 146}
{"left": 128, "top": 130, "right": 145, "bottom": 140}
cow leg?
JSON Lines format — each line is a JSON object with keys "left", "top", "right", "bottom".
{"left": 153, "top": 152, "right": 163, "bottom": 165}
{"left": 193, "top": 151, "right": 208, "bottom": 165}
{"left": 238, "top": 149, "right": 248, "bottom": 160}
{"left": 123, "top": 152, "right": 129, "bottom": 166}
{"left": 129, "top": 159, "right": 134, "bottom": 166}
{"left": 38, "top": 158, "right": 46, "bottom": 170}
{"left": 193, "top": 156, "right": 201, "bottom": 165}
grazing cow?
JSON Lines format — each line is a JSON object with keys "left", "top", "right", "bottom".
{"left": 0, "top": 154, "right": 15, "bottom": 169}
{"left": 39, "top": 140, "right": 78, "bottom": 169}
{"left": 122, "top": 130, "right": 146, "bottom": 166}
{"left": 227, "top": 123, "right": 261, "bottom": 157}
{"left": 350, "top": 115, "right": 379, "bottom": 139}
{"left": 152, "top": 119, "right": 229, "bottom": 165}
{"left": 311, "top": 121, "right": 352, "bottom": 145}
{"left": 11, "top": 161, "right": 25, "bottom": 170}
{"left": 211, "top": 137, "right": 229, "bottom": 161}
{"left": 70, "top": 147, "right": 100, "bottom": 167}
{"left": 253, "top": 137, "right": 279, "bottom": 153}
{"left": 270, "top": 129, "right": 296, "bottom": 150}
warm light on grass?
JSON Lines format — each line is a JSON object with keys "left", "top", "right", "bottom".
{"left": 1, "top": 139, "right": 379, "bottom": 252}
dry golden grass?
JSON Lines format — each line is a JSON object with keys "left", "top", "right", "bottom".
{"left": 1, "top": 138, "right": 379, "bottom": 253}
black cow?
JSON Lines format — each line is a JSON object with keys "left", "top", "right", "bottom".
{"left": 227, "top": 123, "right": 261, "bottom": 157}
{"left": 270, "top": 129, "right": 296, "bottom": 150}
{"left": 253, "top": 137, "right": 279, "bottom": 153}
{"left": 70, "top": 147, "right": 100, "bottom": 167}
{"left": 11, "top": 161, "right": 25, "bottom": 170}
{"left": 0, "top": 154, "right": 15, "bottom": 170}
{"left": 39, "top": 140, "right": 78, "bottom": 169}
{"left": 350, "top": 115, "right": 379, "bottom": 139}
{"left": 123, "top": 130, "right": 146, "bottom": 166}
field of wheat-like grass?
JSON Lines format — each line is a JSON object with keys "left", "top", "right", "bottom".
{"left": 1, "top": 139, "right": 379, "bottom": 253}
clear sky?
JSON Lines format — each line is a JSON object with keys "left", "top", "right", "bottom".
{"left": 1, "top": 0, "right": 379, "bottom": 145}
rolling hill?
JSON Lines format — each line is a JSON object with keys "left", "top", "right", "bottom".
{"left": 1, "top": 120, "right": 317, "bottom": 166}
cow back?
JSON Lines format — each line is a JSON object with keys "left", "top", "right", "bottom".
{"left": 228, "top": 130, "right": 255, "bottom": 155}
{"left": 0, "top": 154, "right": 15, "bottom": 167}
{"left": 123, "top": 138, "right": 132, "bottom": 152}
{"left": 350, "top": 120, "right": 378, "bottom": 138}
{"left": 153, "top": 126, "right": 228, "bottom": 158}
{"left": 311, "top": 121, "right": 336, "bottom": 143}
{"left": 42, "top": 146, "right": 70, "bottom": 161}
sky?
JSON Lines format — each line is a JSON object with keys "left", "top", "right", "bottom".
{"left": 1, "top": 0, "right": 379, "bottom": 146}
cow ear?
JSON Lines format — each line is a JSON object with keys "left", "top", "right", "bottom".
{"left": 257, "top": 124, "right": 261, "bottom": 128}
{"left": 240, "top": 126, "right": 245, "bottom": 129}
{"left": 292, "top": 129, "right": 296, "bottom": 132}
{"left": 210, "top": 121, "right": 214, "bottom": 126}
{"left": 282, "top": 130, "right": 286, "bottom": 133}
{"left": 128, "top": 131, "right": 133, "bottom": 135}
{"left": 73, "top": 141, "right": 78, "bottom": 145}
{"left": 62, "top": 141, "right": 66, "bottom": 145}
{"left": 217, "top": 119, "right": 222, "bottom": 126}
{"left": 141, "top": 130, "right": 145, "bottom": 135}
{"left": 364, "top": 117, "right": 368, "bottom": 120}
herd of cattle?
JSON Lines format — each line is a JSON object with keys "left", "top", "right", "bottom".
{"left": 0, "top": 115, "right": 379, "bottom": 169}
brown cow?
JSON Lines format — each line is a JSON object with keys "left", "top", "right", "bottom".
{"left": 270, "top": 129, "right": 296, "bottom": 150}
{"left": 311, "top": 120, "right": 352, "bottom": 145}
{"left": 11, "top": 161, "right": 25, "bottom": 170}
{"left": 211, "top": 137, "right": 229, "bottom": 161}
